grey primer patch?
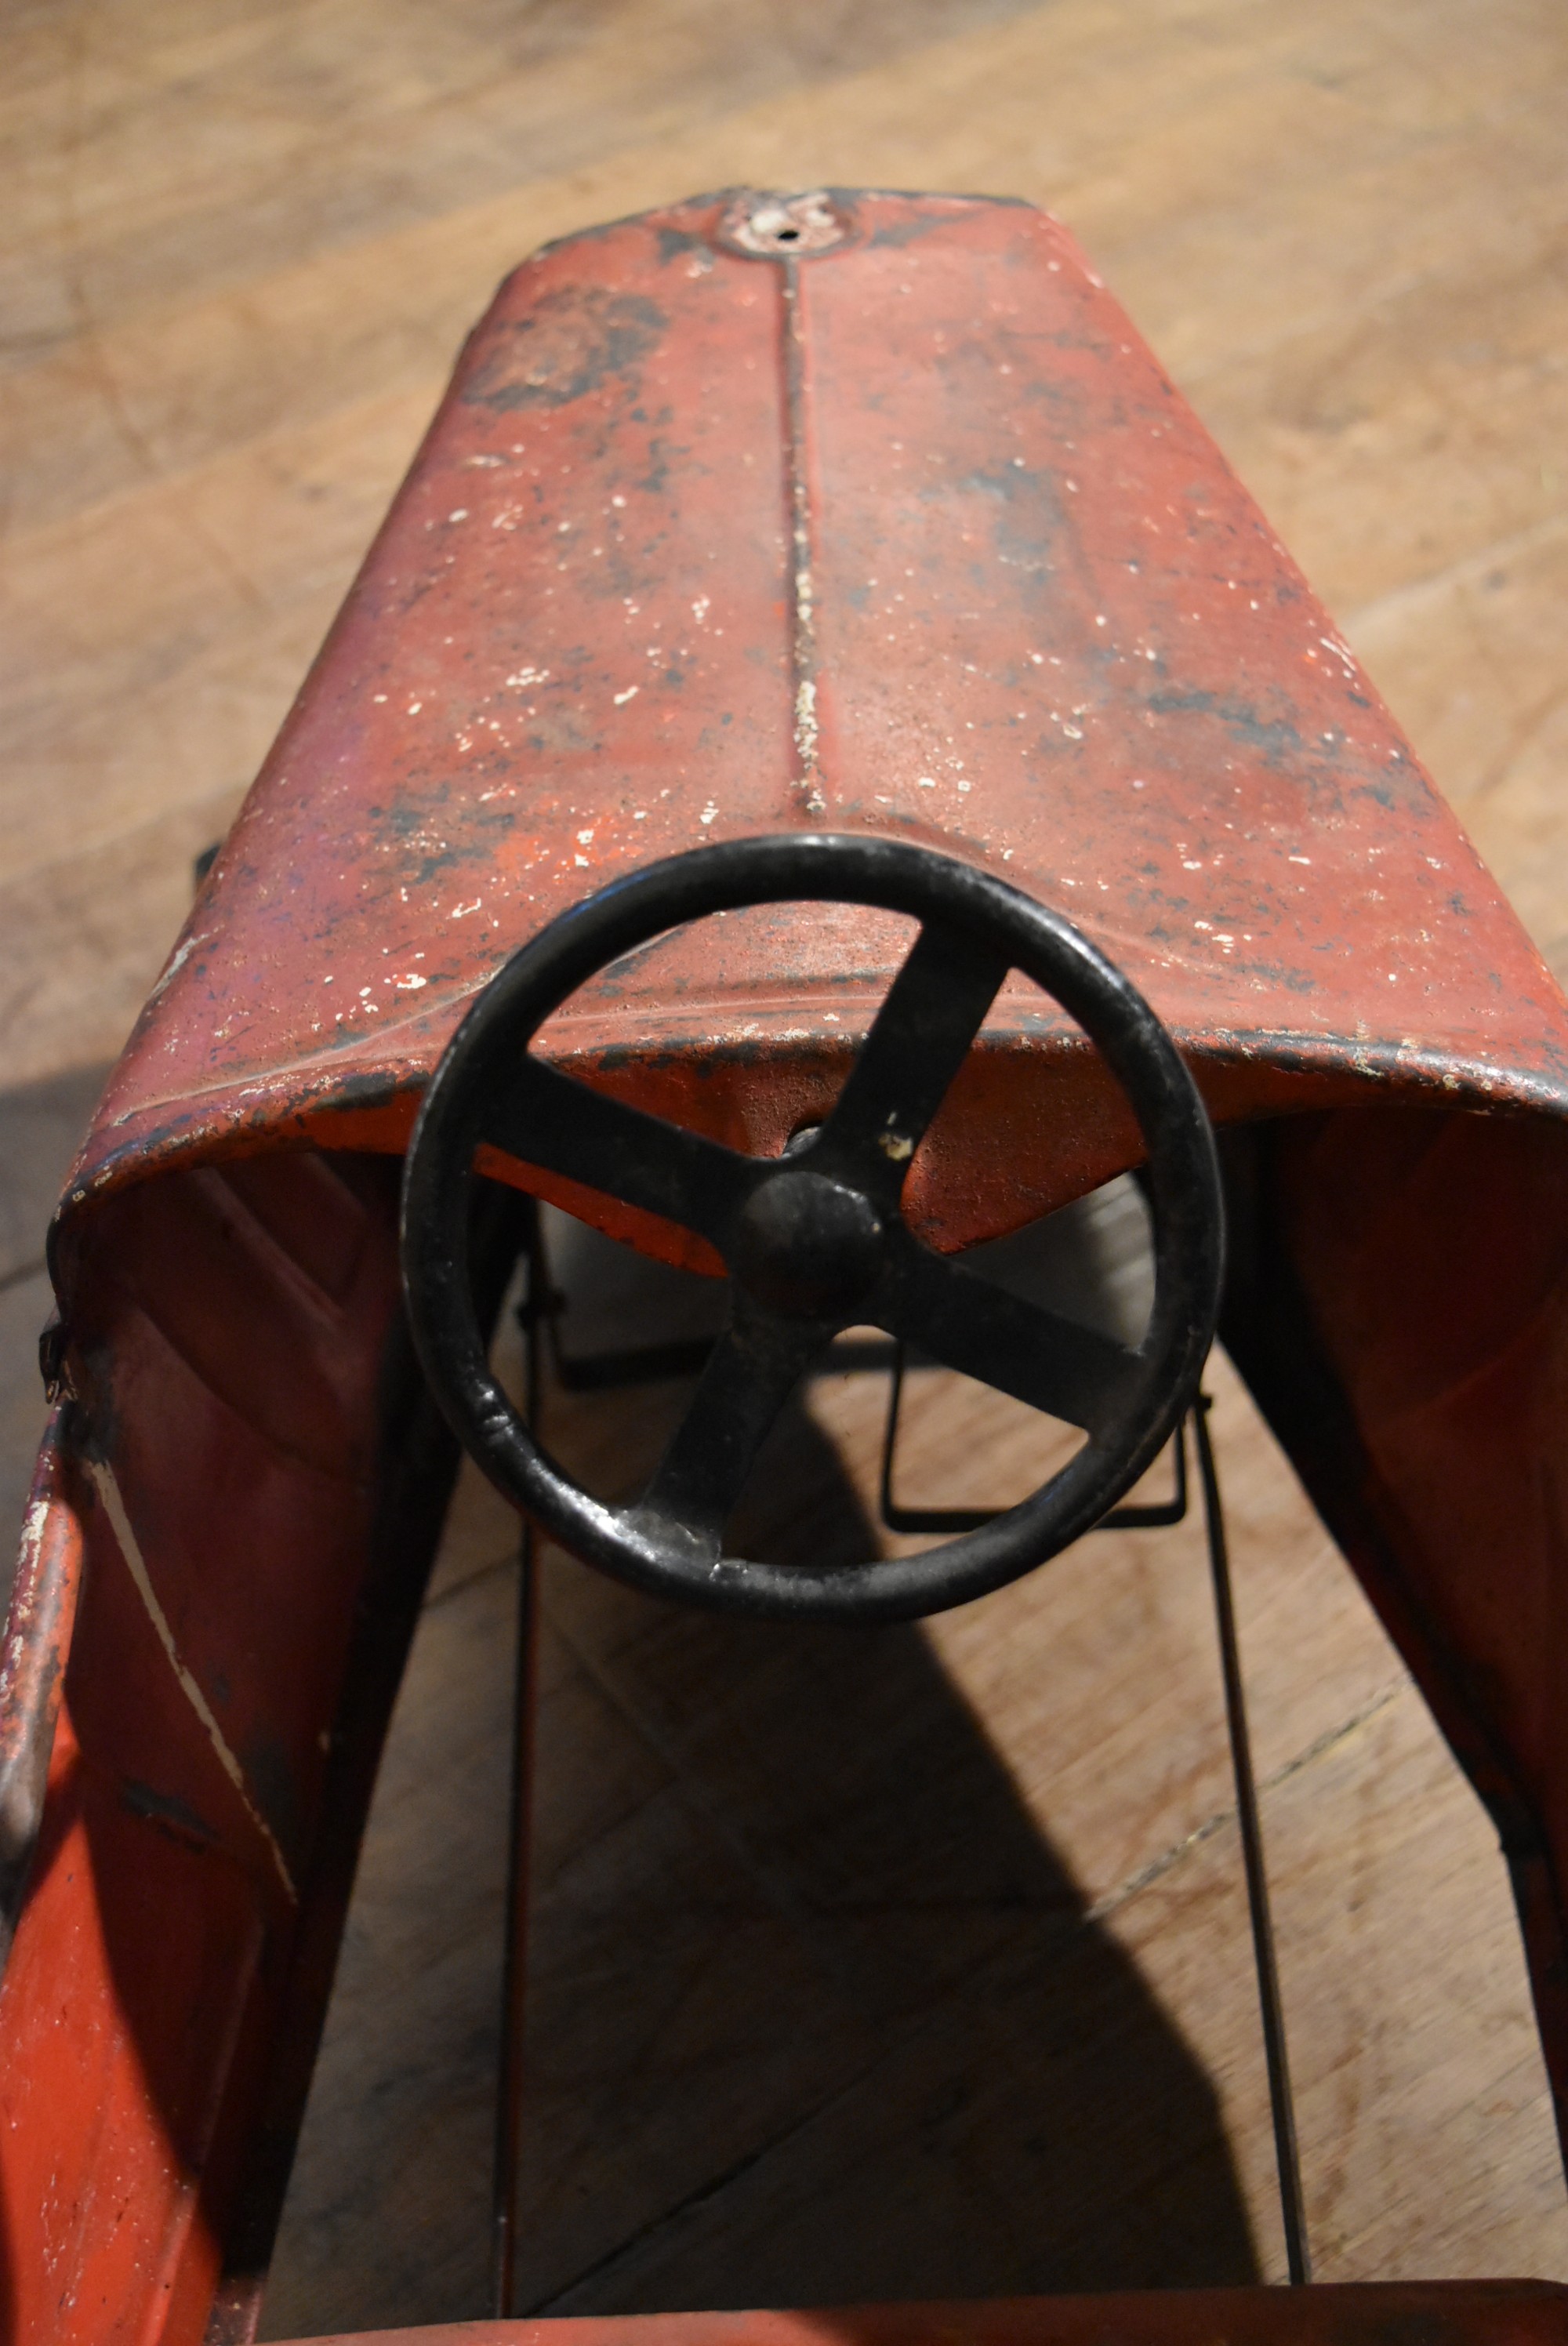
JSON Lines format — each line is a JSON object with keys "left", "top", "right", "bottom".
{"left": 463, "top": 287, "right": 667, "bottom": 413}
{"left": 1145, "top": 687, "right": 1308, "bottom": 766}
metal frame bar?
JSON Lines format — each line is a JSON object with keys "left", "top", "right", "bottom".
{"left": 878, "top": 1339, "right": 1189, "bottom": 1535}
{"left": 492, "top": 1202, "right": 544, "bottom": 2319}
{"left": 488, "top": 1234, "right": 1311, "bottom": 2299}
{"left": 1194, "top": 1396, "right": 1311, "bottom": 2284}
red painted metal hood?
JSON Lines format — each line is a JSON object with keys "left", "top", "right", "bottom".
{"left": 60, "top": 187, "right": 1568, "bottom": 1246}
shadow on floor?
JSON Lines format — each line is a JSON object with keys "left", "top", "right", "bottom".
{"left": 266, "top": 1361, "right": 1261, "bottom": 2333}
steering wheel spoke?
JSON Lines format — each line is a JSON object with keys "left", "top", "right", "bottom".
{"left": 633, "top": 1303, "right": 827, "bottom": 1554}
{"left": 481, "top": 1055, "right": 754, "bottom": 1249}
{"left": 873, "top": 1229, "right": 1141, "bottom": 1438}
{"left": 402, "top": 833, "right": 1222, "bottom": 1623}
{"left": 812, "top": 922, "right": 1010, "bottom": 1202}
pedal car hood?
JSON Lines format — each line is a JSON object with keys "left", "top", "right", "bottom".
{"left": 57, "top": 187, "right": 1568, "bottom": 1264}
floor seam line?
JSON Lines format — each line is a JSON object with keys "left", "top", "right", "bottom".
{"left": 1088, "top": 1677, "right": 1406, "bottom": 1924}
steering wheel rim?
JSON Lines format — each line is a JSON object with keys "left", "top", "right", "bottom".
{"left": 401, "top": 833, "right": 1224, "bottom": 1623}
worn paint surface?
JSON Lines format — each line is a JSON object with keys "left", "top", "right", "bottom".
{"left": 8, "top": 190, "right": 1568, "bottom": 2344}
{"left": 55, "top": 188, "right": 1568, "bottom": 1258}
{"left": 0, "top": 1155, "right": 408, "bottom": 2344}
{"left": 0, "top": 1413, "right": 83, "bottom": 1947}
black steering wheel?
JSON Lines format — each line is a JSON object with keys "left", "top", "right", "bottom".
{"left": 401, "top": 834, "right": 1223, "bottom": 1622}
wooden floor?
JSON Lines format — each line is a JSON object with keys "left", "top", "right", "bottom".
{"left": 5, "top": 0, "right": 1568, "bottom": 2333}
{"left": 259, "top": 1303, "right": 1568, "bottom": 2333}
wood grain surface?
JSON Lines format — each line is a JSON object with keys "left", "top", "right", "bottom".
{"left": 4, "top": 0, "right": 1568, "bottom": 2333}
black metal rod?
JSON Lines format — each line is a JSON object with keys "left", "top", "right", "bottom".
{"left": 1192, "top": 1398, "right": 1311, "bottom": 2285}
{"left": 877, "top": 1339, "right": 1189, "bottom": 1537}
{"left": 492, "top": 1208, "right": 544, "bottom": 2318}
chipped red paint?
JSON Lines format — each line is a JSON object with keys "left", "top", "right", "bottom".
{"left": 63, "top": 189, "right": 1568, "bottom": 1249}
{"left": 0, "top": 1412, "right": 84, "bottom": 1948}
{"left": 4, "top": 188, "right": 1568, "bottom": 2341}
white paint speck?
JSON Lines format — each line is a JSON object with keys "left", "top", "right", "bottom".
{"left": 614, "top": 685, "right": 639, "bottom": 706}
{"left": 794, "top": 677, "right": 818, "bottom": 770}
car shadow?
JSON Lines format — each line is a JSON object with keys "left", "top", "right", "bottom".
{"left": 260, "top": 1222, "right": 1261, "bottom": 2334}
{"left": 514, "top": 1393, "right": 1260, "bottom": 2316}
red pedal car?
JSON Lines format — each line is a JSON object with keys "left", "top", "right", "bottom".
{"left": 3, "top": 187, "right": 1566, "bottom": 2345}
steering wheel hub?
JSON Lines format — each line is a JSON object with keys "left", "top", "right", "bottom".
{"left": 730, "top": 1168, "right": 884, "bottom": 1320}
